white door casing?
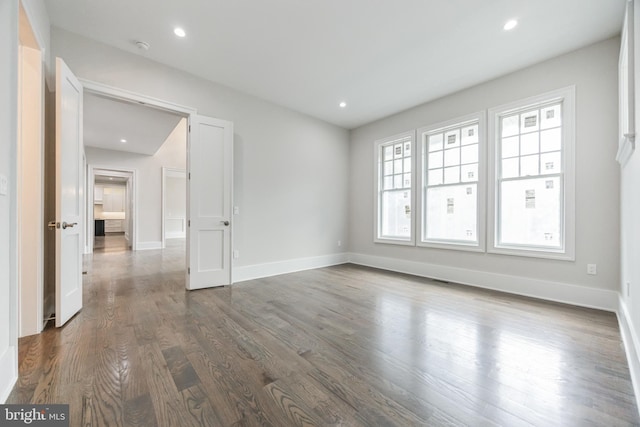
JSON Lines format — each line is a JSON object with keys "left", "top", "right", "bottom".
{"left": 54, "top": 58, "right": 83, "bottom": 327}
{"left": 187, "top": 115, "right": 233, "bottom": 289}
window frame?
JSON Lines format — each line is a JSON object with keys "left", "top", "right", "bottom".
{"left": 487, "top": 86, "right": 576, "bottom": 260}
{"left": 374, "top": 130, "right": 416, "bottom": 245}
{"left": 417, "top": 111, "right": 486, "bottom": 252}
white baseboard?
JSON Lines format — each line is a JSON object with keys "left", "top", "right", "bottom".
{"left": 348, "top": 252, "right": 619, "bottom": 312}
{"left": 618, "top": 297, "right": 640, "bottom": 411}
{"left": 233, "top": 253, "right": 349, "bottom": 283}
{"left": 165, "top": 233, "right": 185, "bottom": 239}
{"left": 136, "top": 241, "right": 162, "bottom": 251}
{"left": 0, "top": 345, "right": 17, "bottom": 403}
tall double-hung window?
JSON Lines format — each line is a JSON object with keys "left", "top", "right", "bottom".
{"left": 488, "top": 87, "right": 575, "bottom": 259}
{"left": 418, "top": 113, "right": 485, "bottom": 250}
{"left": 374, "top": 131, "right": 415, "bottom": 244}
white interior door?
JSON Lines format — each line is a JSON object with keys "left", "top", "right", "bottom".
{"left": 187, "top": 115, "right": 233, "bottom": 290}
{"left": 54, "top": 57, "right": 83, "bottom": 327}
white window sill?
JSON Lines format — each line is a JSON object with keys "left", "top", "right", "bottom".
{"left": 488, "top": 245, "right": 574, "bottom": 261}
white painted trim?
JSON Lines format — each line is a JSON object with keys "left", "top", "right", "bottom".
{"left": 487, "top": 86, "right": 576, "bottom": 261}
{"left": 617, "top": 135, "right": 636, "bottom": 166}
{"left": 348, "top": 252, "right": 618, "bottom": 312}
{"left": 165, "top": 230, "right": 186, "bottom": 239}
{"left": 618, "top": 0, "right": 635, "bottom": 168}
{"left": 618, "top": 296, "right": 640, "bottom": 413}
{"left": 233, "top": 253, "right": 349, "bottom": 283}
{"left": 373, "top": 130, "right": 416, "bottom": 245}
{"left": 0, "top": 345, "right": 17, "bottom": 403}
{"left": 416, "top": 111, "right": 486, "bottom": 251}
{"left": 136, "top": 241, "right": 163, "bottom": 251}
{"left": 80, "top": 79, "right": 197, "bottom": 116}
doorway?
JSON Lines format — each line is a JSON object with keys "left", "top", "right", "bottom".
{"left": 88, "top": 168, "right": 135, "bottom": 253}
{"left": 83, "top": 90, "right": 188, "bottom": 257}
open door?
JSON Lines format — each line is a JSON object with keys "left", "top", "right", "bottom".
{"left": 50, "top": 58, "right": 83, "bottom": 327}
{"left": 187, "top": 115, "right": 233, "bottom": 290}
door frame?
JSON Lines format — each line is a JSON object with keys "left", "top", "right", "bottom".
{"left": 86, "top": 166, "right": 136, "bottom": 252}
{"left": 80, "top": 79, "right": 234, "bottom": 286}
{"left": 17, "top": 0, "right": 45, "bottom": 337}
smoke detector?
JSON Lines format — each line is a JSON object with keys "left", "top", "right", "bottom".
{"left": 135, "top": 40, "right": 150, "bottom": 51}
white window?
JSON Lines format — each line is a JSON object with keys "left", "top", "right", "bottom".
{"left": 488, "top": 87, "right": 575, "bottom": 259}
{"left": 374, "top": 131, "right": 415, "bottom": 245}
{"left": 418, "top": 112, "right": 485, "bottom": 251}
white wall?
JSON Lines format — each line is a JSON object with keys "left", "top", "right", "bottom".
{"left": 86, "top": 119, "right": 187, "bottom": 248}
{"left": 0, "top": 0, "right": 19, "bottom": 404}
{"left": 53, "top": 27, "right": 350, "bottom": 271}
{"left": 165, "top": 174, "right": 186, "bottom": 239}
{"left": 349, "top": 37, "right": 621, "bottom": 310}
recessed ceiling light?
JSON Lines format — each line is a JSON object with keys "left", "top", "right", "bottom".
{"left": 120, "top": 139, "right": 127, "bottom": 143}
{"left": 503, "top": 19, "right": 518, "bottom": 31}
{"left": 109, "top": 177, "right": 113, "bottom": 180}
{"left": 339, "top": 102, "right": 347, "bottom": 108}
{"left": 174, "top": 27, "right": 186, "bottom": 38}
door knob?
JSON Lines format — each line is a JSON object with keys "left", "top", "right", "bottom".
{"left": 48, "top": 221, "right": 59, "bottom": 230}
{"left": 62, "top": 222, "right": 78, "bottom": 229}
{"left": 221, "top": 221, "right": 230, "bottom": 226}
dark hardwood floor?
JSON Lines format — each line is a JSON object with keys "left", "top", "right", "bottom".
{"left": 8, "top": 236, "right": 640, "bottom": 426}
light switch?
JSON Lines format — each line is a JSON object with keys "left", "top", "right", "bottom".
{"left": 0, "top": 174, "right": 7, "bottom": 196}
{"left": 233, "top": 206, "right": 240, "bottom": 215}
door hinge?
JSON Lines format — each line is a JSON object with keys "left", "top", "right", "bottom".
{"left": 188, "top": 172, "right": 191, "bottom": 180}
{"left": 189, "top": 125, "right": 191, "bottom": 132}
{"left": 188, "top": 220, "right": 190, "bottom": 227}
{"left": 188, "top": 267, "right": 190, "bottom": 274}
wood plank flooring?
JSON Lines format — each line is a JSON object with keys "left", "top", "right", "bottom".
{"left": 8, "top": 235, "right": 640, "bottom": 426}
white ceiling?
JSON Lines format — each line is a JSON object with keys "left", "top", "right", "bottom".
{"left": 47, "top": 0, "right": 625, "bottom": 129}
{"left": 84, "top": 92, "right": 183, "bottom": 155}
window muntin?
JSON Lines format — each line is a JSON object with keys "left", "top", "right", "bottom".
{"left": 489, "top": 87, "right": 575, "bottom": 260}
{"left": 376, "top": 132, "right": 414, "bottom": 243}
{"left": 497, "top": 101, "right": 563, "bottom": 250}
{"left": 420, "top": 115, "right": 483, "bottom": 248}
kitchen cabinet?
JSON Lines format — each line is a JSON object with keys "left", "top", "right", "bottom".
{"left": 104, "top": 219, "right": 124, "bottom": 233}
{"left": 94, "top": 185, "right": 104, "bottom": 204}
{"left": 103, "top": 186, "right": 125, "bottom": 212}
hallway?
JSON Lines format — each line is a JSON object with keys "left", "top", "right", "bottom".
{"left": 93, "top": 234, "right": 130, "bottom": 253}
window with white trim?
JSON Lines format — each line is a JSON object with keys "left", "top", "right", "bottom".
{"left": 375, "top": 131, "right": 414, "bottom": 244}
{"left": 488, "top": 87, "right": 575, "bottom": 259}
{"left": 418, "top": 113, "right": 485, "bottom": 250}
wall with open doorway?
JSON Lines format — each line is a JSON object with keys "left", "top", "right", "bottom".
{"left": 86, "top": 118, "right": 186, "bottom": 249}
{"left": 52, "top": 28, "right": 350, "bottom": 279}
{"left": 89, "top": 169, "right": 133, "bottom": 253}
